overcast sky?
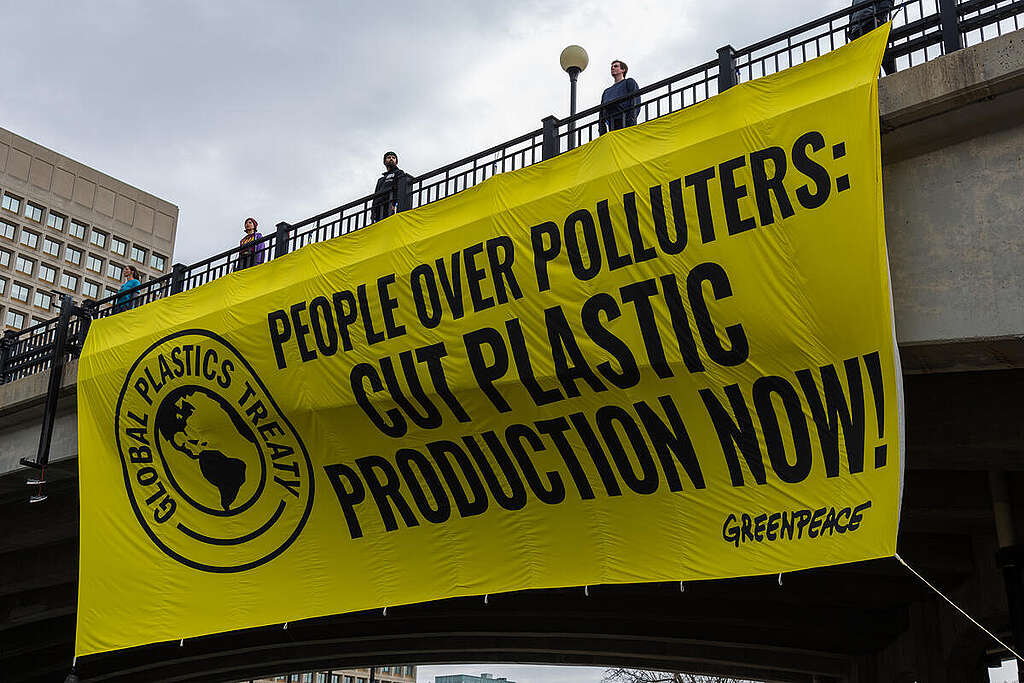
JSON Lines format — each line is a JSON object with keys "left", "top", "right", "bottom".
{"left": 0, "top": 0, "right": 850, "bottom": 265}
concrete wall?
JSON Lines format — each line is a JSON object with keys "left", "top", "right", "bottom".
{"left": 880, "top": 29, "right": 1024, "bottom": 351}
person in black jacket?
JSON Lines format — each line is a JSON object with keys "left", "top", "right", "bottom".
{"left": 371, "top": 151, "right": 412, "bottom": 223}
{"left": 847, "top": 0, "right": 896, "bottom": 75}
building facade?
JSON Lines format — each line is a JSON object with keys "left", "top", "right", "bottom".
{"left": 249, "top": 665, "right": 417, "bottom": 683}
{"left": 435, "top": 674, "right": 515, "bottom": 683}
{"left": 0, "top": 126, "right": 178, "bottom": 331}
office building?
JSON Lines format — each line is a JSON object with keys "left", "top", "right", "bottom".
{"left": 0, "top": 126, "right": 178, "bottom": 331}
{"left": 436, "top": 674, "right": 515, "bottom": 683}
{"left": 248, "top": 664, "right": 417, "bottom": 683}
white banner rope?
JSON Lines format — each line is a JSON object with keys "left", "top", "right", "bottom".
{"left": 896, "top": 553, "right": 1024, "bottom": 662}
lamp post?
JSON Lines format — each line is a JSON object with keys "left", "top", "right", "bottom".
{"left": 560, "top": 45, "right": 588, "bottom": 150}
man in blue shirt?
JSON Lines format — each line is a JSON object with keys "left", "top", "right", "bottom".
{"left": 599, "top": 59, "right": 640, "bottom": 135}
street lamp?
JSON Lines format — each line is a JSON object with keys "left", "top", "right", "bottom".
{"left": 560, "top": 44, "right": 589, "bottom": 149}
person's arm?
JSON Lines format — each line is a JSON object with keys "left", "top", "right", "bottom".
{"left": 371, "top": 176, "right": 387, "bottom": 221}
{"left": 254, "top": 232, "right": 266, "bottom": 264}
{"left": 396, "top": 172, "right": 412, "bottom": 212}
{"left": 128, "top": 279, "right": 142, "bottom": 309}
{"left": 626, "top": 78, "right": 641, "bottom": 126}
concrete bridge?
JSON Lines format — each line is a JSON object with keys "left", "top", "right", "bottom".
{"left": 2, "top": 29, "right": 1023, "bottom": 683}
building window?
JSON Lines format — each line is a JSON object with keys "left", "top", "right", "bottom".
{"left": 0, "top": 219, "right": 14, "bottom": 240}
{"left": 33, "top": 290, "right": 52, "bottom": 310}
{"left": 2, "top": 193, "right": 22, "bottom": 213}
{"left": 150, "top": 252, "right": 166, "bottom": 270}
{"left": 0, "top": 276, "right": 6, "bottom": 295}
{"left": 47, "top": 212, "right": 65, "bottom": 231}
{"left": 82, "top": 280, "right": 99, "bottom": 298}
{"left": 38, "top": 263, "right": 57, "bottom": 284}
{"left": 110, "top": 236, "right": 127, "bottom": 256}
{"left": 345, "top": 676, "right": 355, "bottom": 683}
{"left": 25, "top": 201, "right": 44, "bottom": 222}
{"left": 107, "top": 262, "right": 123, "bottom": 280}
{"left": 0, "top": 248, "right": 9, "bottom": 267}
{"left": 86, "top": 254, "right": 103, "bottom": 273}
{"left": 43, "top": 237, "right": 61, "bottom": 257}
{"left": 15, "top": 255, "right": 34, "bottom": 275}
{"left": 19, "top": 229, "right": 39, "bottom": 249}
{"left": 69, "top": 220, "right": 87, "bottom": 239}
{"left": 131, "top": 245, "right": 147, "bottom": 263}
{"left": 105, "top": 286, "right": 118, "bottom": 298}
{"left": 11, "top": 281, "right": 30, "bottom": 303}
{"left": 5, "top": 309, "right": 25, "bottom": 329}
{"left": 59, "top": 272, "right": 78, "bottom": 291}
{"left": 65, "top": 246, "right": 82, "bottom": 266}
{"left": 89, "top": 229, "right": 107, "bottom": 248}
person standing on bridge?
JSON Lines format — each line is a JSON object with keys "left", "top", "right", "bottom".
{"left": 599, "top": 59, "right": 641, "bottom": 135}
{"left": 371, "top": 151, "right": 412, "bottom": 223}
{"left": 847, "top": 0, "right": 896, "bottom": 75}
{"left": 235, "top": 217, "right": 266, "bottom": 271}
{"left": 114, "top": 265, "right": 142, "bottom": 314}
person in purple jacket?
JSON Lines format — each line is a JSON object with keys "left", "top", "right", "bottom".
{"left": 235, "top": 217, "right": 266, "bottom": 271}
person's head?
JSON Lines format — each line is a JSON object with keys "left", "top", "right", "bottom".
{"left": 123, "top": 265, "right": 138, "bottom": 281}
{"left": 383, "top": 151, "right": 398, "bottom": 170}
{"left": 244, "top": 217, "right": 258, "bottom": 234}
{"left": 611, "top": 60, "right": 628, "bottom": 81}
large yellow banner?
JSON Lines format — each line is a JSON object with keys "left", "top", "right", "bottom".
{"left": 77, "top": 27, "right": 900, "bottom": 656}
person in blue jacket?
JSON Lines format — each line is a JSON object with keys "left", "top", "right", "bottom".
{"left": 114, "top": 265, "right": 141, "bottom": 313}
{"left": 599, "top": 59, "right": 640, "bottom": 134}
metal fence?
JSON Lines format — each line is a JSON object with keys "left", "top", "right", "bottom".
{"left": 2, "top": 0, "right": 1021, "bottom": 395}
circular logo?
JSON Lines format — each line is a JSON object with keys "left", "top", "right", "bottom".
{"left": 115, "top": 329, "right": 314, "bottom": 572}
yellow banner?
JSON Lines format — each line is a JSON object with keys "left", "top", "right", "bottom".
{"left": 77, "top": 26, "right": 900, "bottom": 656}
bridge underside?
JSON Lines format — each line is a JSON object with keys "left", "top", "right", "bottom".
{"left": 3, "top": 368, "right": 1022, "bottom": 683}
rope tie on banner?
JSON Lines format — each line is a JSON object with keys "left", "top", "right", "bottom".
{"left": 778, "top": 573, "right": 783, "bottom": 586}
{"left": 178, "top": 638, "right": 184, "bottom": 647}
{"left": 896, "top": 553, "right": 1024, "bottom": 662}
{"left": 679, "top": 581, "right": 685, "bottom": 593}
{"left": 282, "top": 622, "right": 288, "bottom": 630}
{"left": 484, "top": 594, "right": 489, "bottom": 605}
{"left": 382, "top": 606, "right": 388, "bottom": 616}
{"left": 584, "top": 585, "right": 589, "bottom": 597}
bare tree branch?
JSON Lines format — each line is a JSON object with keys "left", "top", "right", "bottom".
{"left": 603, "top": 667, "right": 757, "bottom": 683}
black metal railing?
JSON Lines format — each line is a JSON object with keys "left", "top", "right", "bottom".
{"left": 2, "top": 0, "right": 1020, "bottom": 394}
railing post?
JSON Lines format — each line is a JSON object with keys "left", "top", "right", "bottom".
{"left": 21, "top": 294, "right": 74, "bottom": 471}
{"left": 275, "top": 222, "right": 292, "bottom": 259}
{"left": 0, "top": 330, "right": 16, "bottom": 385}
{"left": 72, "top": 299, "right": 97, "bottom": 358}
{"left": 718, "top": 45, "right": 737, "bottom": 92}
{"left": 939, "top": 0, "right": 962, "bottom": 54}
{"left": 542, "top": 115, "right": 559, "bottom": 160}
{"left": 170, "top": 262, "right": 187, "bottom": 295}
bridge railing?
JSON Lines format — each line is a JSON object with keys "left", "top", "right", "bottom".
{"left": 2, "top": 0, "right": 1021, "bottom": 392}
